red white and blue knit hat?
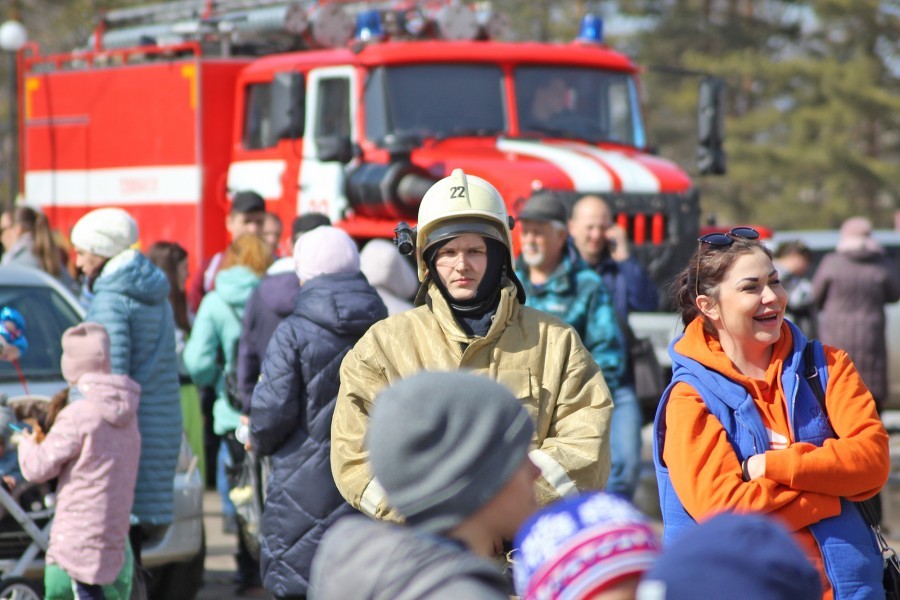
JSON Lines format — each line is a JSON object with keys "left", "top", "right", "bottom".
{"left": 513, "top": 492, "right": 661, "bottom": 600}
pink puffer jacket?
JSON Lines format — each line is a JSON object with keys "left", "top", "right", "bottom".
{"left": 18, "top": 373, "right": 141, "bottom": 585}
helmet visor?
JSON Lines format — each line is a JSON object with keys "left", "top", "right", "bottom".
{"left": 420, "top": 218, "right": 508, "bottom": 256}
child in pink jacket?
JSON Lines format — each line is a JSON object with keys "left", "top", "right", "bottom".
{"left": 18, "top": 322, "right": 141, "bottom": 599}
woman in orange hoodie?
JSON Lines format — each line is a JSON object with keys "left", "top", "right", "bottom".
{"left": 652, "top": 228, "right": 889, "bottom": 600}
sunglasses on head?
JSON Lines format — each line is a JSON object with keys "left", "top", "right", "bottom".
{"left": 695, "top": 227, "right": 760, "bottom": 297}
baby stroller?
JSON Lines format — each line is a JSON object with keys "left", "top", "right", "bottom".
{"left": 0, "top": 395, "right": 56, "bottom": 600}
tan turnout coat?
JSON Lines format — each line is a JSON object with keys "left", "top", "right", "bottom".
{"left": 330, "top": 281, "right": 614, "bottom": 519}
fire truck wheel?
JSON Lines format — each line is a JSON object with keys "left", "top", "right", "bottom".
{"left": 146, "top": 529, "right": 206, "bottom": 600}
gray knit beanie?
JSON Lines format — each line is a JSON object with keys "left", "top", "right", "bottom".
{"left": 367, "top": 371, "right": 534, "bottom": 534}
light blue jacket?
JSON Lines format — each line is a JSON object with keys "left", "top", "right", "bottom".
{"left": 183, "top": 266, "right": 261, "bottom": 435}
{"left": 85, "top": 249, "right": 182, "bottom": 526}
{"left": 653, "top": 322, "right": 883, "bottom": 599}
{"left": 516, "top": 249, "right": 625, "bottom": 389}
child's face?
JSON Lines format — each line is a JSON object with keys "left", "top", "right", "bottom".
{"left": 2, "top": 321, "right": 17, "bottom": 337}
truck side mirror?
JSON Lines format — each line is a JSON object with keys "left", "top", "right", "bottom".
{"left": 697, "top": 77, "right": 726, "bottom": 175}
{"left": 317, "top": 135, "right": 354, "bottom": 164}
{"left": 275, "top": 72, "right": 305, "bottom": 139}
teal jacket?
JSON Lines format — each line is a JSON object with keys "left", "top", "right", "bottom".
{"left": 516, "top": 249, "right": 625, "bottom": 389}
{"left": 85, "top": 249, "right": 182, "bottom": 526}
{"left": 184, "top": 266, "right": 261, "bottom": 435}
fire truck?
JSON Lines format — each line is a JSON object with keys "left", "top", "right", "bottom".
{"left": 19, "top": 0, "right": 722, "bottom": 292}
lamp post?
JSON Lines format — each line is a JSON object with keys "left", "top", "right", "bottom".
{"left": 0, "top": 20, "right": 27, "bottom": 211}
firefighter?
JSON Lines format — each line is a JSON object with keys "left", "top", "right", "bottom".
{"left": 331, "top": 168, "right": 613, "bottom": 529}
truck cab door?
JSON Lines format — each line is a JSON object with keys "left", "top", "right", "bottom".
{"left": 298, "top": 66, "right": 356, "bottom": 222}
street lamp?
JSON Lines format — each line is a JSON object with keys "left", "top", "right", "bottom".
{"left": 0, "top": 20, "right": 27, "bottom": 211}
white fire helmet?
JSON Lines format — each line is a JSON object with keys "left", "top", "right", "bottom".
{"left": 415, "top": 168, "right": 515, "bottom": 282}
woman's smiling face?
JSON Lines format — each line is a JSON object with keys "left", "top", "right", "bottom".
{"left": 701, "top": 247, "right": 788, "bottom": 354}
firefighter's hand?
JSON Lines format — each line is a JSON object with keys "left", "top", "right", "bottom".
{"left": 606, "top": 225, "right": 630, "bottom": 261}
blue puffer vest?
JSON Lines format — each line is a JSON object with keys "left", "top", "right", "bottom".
{"left": 653, "top": 321, "right": 883, "bottom": 599}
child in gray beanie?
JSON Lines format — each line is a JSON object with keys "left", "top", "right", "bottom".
{"left": 310, "top": 370, "right": 540, "bottom": 600}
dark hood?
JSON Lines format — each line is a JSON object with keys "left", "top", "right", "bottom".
{"left": 295, "top": 272, "right": 387, "bottom": 336}
{"left": 258, "top": 272, "right": 301, "bottom": 319}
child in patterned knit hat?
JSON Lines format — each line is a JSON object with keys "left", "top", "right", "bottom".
{"left": 514, "top": 492, "right": 661, "bottom": 600}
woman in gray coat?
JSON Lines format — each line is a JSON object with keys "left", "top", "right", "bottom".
{"left": 813, "top": 216, "right": 900, "bottom": 410}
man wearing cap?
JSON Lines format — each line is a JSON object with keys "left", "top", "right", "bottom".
{"left": 312, "top": 371, "right": 539, "bottom": 599}
{"left": 516, "top": 193, "right": 642, "bottom": 499}
{"left": 188, "top": 190, "right": 267, "bottom": 314}
{"left": 515, "top": 194, "right": 638, "bottom": 499}
{"left": 332, "top": 168, "right": 612, "bottom": 524}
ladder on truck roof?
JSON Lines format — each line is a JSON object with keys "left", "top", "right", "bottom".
{"left": 90, "top": 0, "right": 500, "bottom": 56}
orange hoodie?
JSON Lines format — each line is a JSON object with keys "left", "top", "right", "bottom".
{"left": 663, "top": 318, "right": 889, "bottom": 599}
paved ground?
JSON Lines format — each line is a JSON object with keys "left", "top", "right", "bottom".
{"left": 197, "top": 490, "right": 270, "bottom": 600}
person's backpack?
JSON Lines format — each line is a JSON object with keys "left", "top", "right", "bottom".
{"left": 214, "top": 293, "right": 245, "bottom": 412}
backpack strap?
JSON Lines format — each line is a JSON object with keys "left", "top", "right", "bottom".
{"left": 804, "top": 339, "right": 882, "bottom": 529}
{"left": 803, "top": 340, "right": 827, "bottom": 416}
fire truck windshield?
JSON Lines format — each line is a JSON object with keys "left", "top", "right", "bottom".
{"left": 363, "top": 63, "right": 645, "bottom": 148}
{"left": 515, "top": 66, "right": 644, "bottom": 146}
{"left": 365, "top": 64, "right": 505, "bottom": 144}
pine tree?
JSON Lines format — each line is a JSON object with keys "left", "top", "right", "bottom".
{"left": 617, "top": 0, "right": 900, "bottom": 229}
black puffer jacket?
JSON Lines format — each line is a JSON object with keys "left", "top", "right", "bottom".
{"left": 250, "top": 272, "right": 387, "bottom": 597}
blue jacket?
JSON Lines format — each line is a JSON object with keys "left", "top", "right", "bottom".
{"left": 516, "top": 249, "right": 625, "bottom": 389}
{"left": 591, "top": 254, "right": 659, "bottom": 317}
{"left": 85, "top": 250, "right": 182, "bottom": 526}
{"left": 251, "top": 272, "right": 387, "bottom": 597}
{"left": 236, "top": 272, "right": 300, "bottom": 413}
{"left": 653, "top": 322, "right": 883, "bottom": 599}
{"left": 183, "top": 266, "right": 261, "bottom": 435}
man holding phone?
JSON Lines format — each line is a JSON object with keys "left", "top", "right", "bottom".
{"left": 568, "top": 195, "right": 658, "bottom": 316}
{"left": 568, "top": 194, "right": 658, "bottom": 499}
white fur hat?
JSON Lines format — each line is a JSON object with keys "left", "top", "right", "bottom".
{"left": 71, "top": 208, "right": 139, "bottom": 258}
{"left": 293, "top": 226, "right": 360, "bottom": 283}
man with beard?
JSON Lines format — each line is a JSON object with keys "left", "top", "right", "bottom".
{"left": 331, "top": 169, "right": 613, "bottom": 526}
{"left": 514, "top": 194, "right": 636, "bottom": 499}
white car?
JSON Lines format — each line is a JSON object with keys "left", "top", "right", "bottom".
{"left": 0, "top": 265, "right": 204, "bottom": 599}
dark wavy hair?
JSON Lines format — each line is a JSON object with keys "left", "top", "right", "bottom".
{"left": 147, "top": 241, "right": 191, "bottom": 333}
{"left": 671, "top": 235, "right": 773, "bottom": 334}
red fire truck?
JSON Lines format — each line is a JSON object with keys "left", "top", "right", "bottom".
{"left": 19, "top": 0, "right": 721, "bottom": 289}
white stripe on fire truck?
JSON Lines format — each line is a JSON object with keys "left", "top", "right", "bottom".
{"left": 25, "top": 165, "right": 201, "bottom": 206}
{"left": 227, "top": 160, "right": 285, "bottom": 199}
{"left": 560, "top": 142, "right": 661, "bottom": 194}
{"left": 496, "top": 138, "right": 614, "bottom": 191}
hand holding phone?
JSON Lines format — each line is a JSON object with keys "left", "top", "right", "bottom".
{"left": 8, "top": 422, "right": 32, "bottom": 434}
